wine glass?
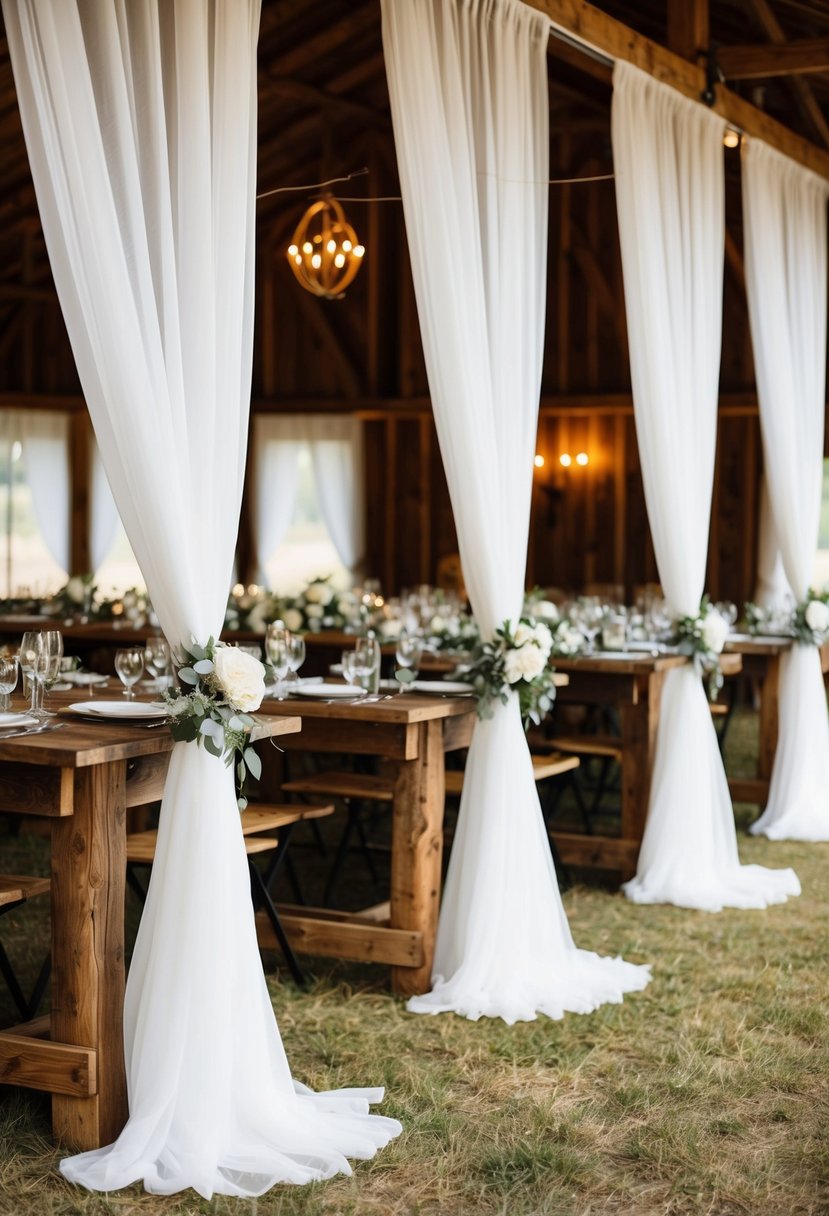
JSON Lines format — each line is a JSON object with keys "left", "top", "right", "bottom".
{"left": 287, "top": 634, "right": 306, "bottom": 684}
{"left": 395, "top": 631, "right": 423, "bottom": 692}
{"left": 114, "top": 647, "right": 144, "bottom": 699}
{"left": 39, "top": 630, "right": 64, "bottom": 715}
{"left": 145, "top": 637, "right": 172, "bottom": 689}
{"left": 354, "top": 634, "right": 381, "bottom": 696}
{"left": 265, "top": 620, "right": 291, "bottom": 701}
{"left": 0, "top": 654, "right": 19, "bottom": 713}
{"left": 19, "top": 632, "right": 47, "bottom": 718}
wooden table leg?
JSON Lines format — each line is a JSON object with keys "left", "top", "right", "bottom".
{"left": 618, "top": 672, "right": 664, "bottom": 879}
{"left": 389, "top": 719, "right": 445, "bottom": 998}
{"left": 51, "top": 761, "right": 128, "bottom": 1150}
{"left": 757, "top": 653, "right": 780, "bottom": 785}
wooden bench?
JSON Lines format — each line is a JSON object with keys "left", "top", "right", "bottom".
{"left": 444, "top": 750, "right": 580, "bottom": 796}
{"left": 0, "top": 874, "right": 51, "bottom": 1022}
{"left": 125, "top": 803, "right": 334, "bottom": 986}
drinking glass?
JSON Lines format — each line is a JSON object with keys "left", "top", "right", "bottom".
{"left": 288, "top": 634, "right": 306, "bottom": 678}
{"left": 354, "top": 634, "right": 381, "bottom": 695}
{"left": 115, "top": 647, "right": 144, "bottom": 699}
{"left": 145, "top": 637, "right": 172, "bottom": 688}
{"left": 0, "top": 654, "right": 19, "bottom": 713}
{"left": 19, "top": 631, "right": 47, "bottom": 717}
{"left": 265, "top": 621, "right": 291, "bottom": 700}
{"left": 395, "top": 631, "right": 423, "bottom": 691}
{"left": 341, "top": 650, "right": 360, "bottom": 687}
{"left": 39, "top": 630, "right": 64, "bottom": 715}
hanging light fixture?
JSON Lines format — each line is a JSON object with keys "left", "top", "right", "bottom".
{"left": 286, "top": 194, "right": 365, "bottom": 299}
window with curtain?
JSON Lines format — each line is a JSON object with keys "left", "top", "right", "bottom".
{"left": 0, "top": 436, "right": 68, "bottom": 596}
{"left": 816, "top": 457, "right": 829, "bottom": 589}
{"left": 261, "top": 444, "right": 348, "bottom": 593}
{"left": 94, "top": 522, "right": 145, "bottom": 596}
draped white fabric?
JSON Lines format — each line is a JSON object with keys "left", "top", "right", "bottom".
{"left": 383, "top": 0, "right": 649, "bottom": 1022}
{"left": 5, "top": 0, "right": 399, "bottom": 1196}
{"left": 253, "top": 414, "right": 365, "bottom": 580}
{"left": 742, "top": 137, "right": 829, "bottom": 841}
{"left": 612, "top": 62, "right": 799, "bottom": 909}
{"left": 0, "top": 408, "right": 70, "bottom": 575}
{"left": 754, "top": 476, "right": 792, "bottom": 611}
{"left": 90, "top": 441, "right": 120, "bottom": 574}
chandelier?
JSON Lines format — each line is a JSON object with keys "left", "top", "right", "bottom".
{"left": 286, "top": 195, "right": 365, "bottom": 299}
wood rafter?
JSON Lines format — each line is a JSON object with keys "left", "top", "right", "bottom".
{"left": 717, "top": 37, "right": 829, "bottom": 80}
{"left": 522, "top": 0, "right": 829, "bottom": 178}
{"left": 745, "top": 0, "right": 829, "bottom": 150}
{"left": 667, "top": 0, "right": 709, "bottom": 62}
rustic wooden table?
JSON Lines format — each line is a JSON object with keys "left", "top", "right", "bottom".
{"left": 0, "top": 700, "right": 300, "bottom": 1150}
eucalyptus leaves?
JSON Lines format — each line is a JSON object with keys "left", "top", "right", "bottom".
{"left": 164, "top": 638, "right": 267, "bottom": 810}
{"left": 461, "top": 618, "right": 558, "bottom": 728}
{"left": 673, "top": 598, "right": 729, "bottom": 701}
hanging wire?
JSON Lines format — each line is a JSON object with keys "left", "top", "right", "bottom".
{"left": 257, "top": 166, "right": 614, "bottom": 203}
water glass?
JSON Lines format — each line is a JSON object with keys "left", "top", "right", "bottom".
{"left": 0, "top": 654, "right": 19, "bottom": 712}
{"left": 395, "top": 631, "right": 423, "bottom": 690}
{"left": 266, "top": 621, "right": 291, "bottom": 700}
{"left": 19, "top": 631, "right": 52, "bottom": 718}
{"left": 354, "top": 634, "right": 381, "bottom": 695}
{"left": 145, "top": 637, "right": 172, "bottom": 687}
{"left": 288, "top": 634, "right": 306, "bottom": 678}
{"left": 115, "top": 647, "right": 144, "bottom": 699}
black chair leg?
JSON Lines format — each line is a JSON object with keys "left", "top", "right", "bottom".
{"left": 0, "top": 939, "right": 30, "bottom": 1020}
{"left": 248, "top": 860, "right": 305, "bottom": 987}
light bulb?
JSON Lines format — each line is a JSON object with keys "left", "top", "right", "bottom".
{"left": 723, "top": 128, "right": 740, "bottom": 149}
{"left": 302, "top": 241, "right": 313, "bottom": 254}
{"left": 334, "top": 253, "right": 345, "bottom": 268}
{"left": 342, "top": 239, "right": 352, "bottom": 252}
{"left": 326, "top": 239, "right": 336, "bottom": 254}
{"left": 559, "top": 453, "right": 572, "bottom": 467}
{"left": 534, "top": 454, "right": 545, "bottom": 469}
{"left": 288, "top": 244, "right": 298, "bottom": 257}
{"left": 311, "top": 253, "right": 321, "bottom": 269}
{"left": 354, "top": 245, "right": 365, "bottom": 257}
{"left": 576, "top": 452, "right": 588, "bottom": 466}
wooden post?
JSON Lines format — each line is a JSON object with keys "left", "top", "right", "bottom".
{"left": 618, "top": 671, "right": 663, "bottom": 875}
{"left": 51, "top": 762, "right": 127, "bottom": 1149}
{"left": 390, "top": 719, "right": 445, "bottom": 996}
{"left": 69, "top": 414, "right": 90, "bottom": 576}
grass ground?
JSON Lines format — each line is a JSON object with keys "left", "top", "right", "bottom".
{"left": 0, "top": 708, "right": 827, "bottom": 1216}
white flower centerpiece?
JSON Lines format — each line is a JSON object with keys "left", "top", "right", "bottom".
{"left": 164, "top": 637, "right": 269, "bottom": 810}
{"left": 278, "top": 578, "right": 355, "bottom": 634}
{"left": 673, "top": 597, "right": 729, "bottom": 700}
{"left": 793, "top": 590, "right": 829, "bottom": 645}
{"left": 524, "top": 589, "right": 586, "bottom": 656}
{"left": 460, "top": 617, "right": 558, "bottom": 728}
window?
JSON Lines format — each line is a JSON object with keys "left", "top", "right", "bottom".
{"left": 0, "top": 439, "right": 67, "bottom": 597}
{"left": 261, "top": 445, "right": 348, "bottom": 594}
{"left": 94, "top": 524, "right": 145, "bottom": 598}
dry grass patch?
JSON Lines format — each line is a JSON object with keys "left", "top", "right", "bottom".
{"left": 1, "top": 709, "right": 828, "bottom": 1215}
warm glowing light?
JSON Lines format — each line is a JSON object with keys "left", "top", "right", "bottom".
{"left": 576, "top": 452, "right": 589, "bottom": 466}
{"left": 559, "top": 453, "right": 572, "bottom": 467}
{"left": 286, "top": 196, "right": 365, "bottom": 298}
{"left": 534, "top": 454, "right": 545, "bottom": 469}
{"left": 232, "top": 583, "right": 245, "bottom": 598}
{"left": 723, "top": 128, "right": 740, "bottom": 149}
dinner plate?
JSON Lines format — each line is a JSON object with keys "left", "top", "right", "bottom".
{"left": 67, "top": 700, "right": 168, "bottom": 719}
{"left": 410, "top": 679, "right": 475, "bottom": 695}
{"left": 0, "top": 711, "right": 39, "bottom": 729}
{"left": 64, "top": 671, "right": 109, "bottom": 686}
{"left": 290, "top": 683, "right": 367, "bottom": 699}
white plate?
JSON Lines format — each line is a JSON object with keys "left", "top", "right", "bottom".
{"left": 0, "top": 711, "right": 39, "bottom": 729}
{"left": 65, "top": 671, "right": 109, "bottom": 686}
{"left": 410, "top": 680, "right": 475, "bottom": 695}
{"left": 67, "top": 700, "right": 168, "bottom": 719}
{"left": 289, "top": 683, "right": 367, "bottom": 699}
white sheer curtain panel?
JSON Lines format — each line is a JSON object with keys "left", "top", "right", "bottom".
{"left": 90, "top": 441, "right": 120, "bottom": 574}
{"left": 0, "top": 408, "right": 71, "bottom": 575}
{"left": 5, "top": 0, "right": 399, "bottom": 1197}
{"left": 383, "top": 0, "right": 649, "bottom": 1023}
{"left": 754, "top": 476, "right": 793, "bottom": 610}
{"left": 742, "top": 137, "right": 829, "bottom": 841}
{"left": 612, "top": 62, "right": 799, "bottom": 910}
{"left": 253, "top": 414, "right": 365, "bottom": 581}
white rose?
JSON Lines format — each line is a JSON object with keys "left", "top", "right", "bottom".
{"left": 247, "top": 602, "right": 270, "bottom": 635}
{"left": 305, "top": 603, "right": 324, "bottom": 620}
{"left": 805, "top": 599, "right": 829, "bottom": 634}
{"left": 429, "top": 614, "right": 449, "bottom": 635}
{"left": 305, "top": 583, "right": 332, "bottom": 604}
{"left": 513, "top": 622, "right": 534, "bottom": 647}
{"left": 283, "top": 608, "right": 304, "bottom": 632}
{"left": 559, "top": 626, "right": 584, "bottom": 653}
{"left": 337, "top": 594, "right": 356, "bottom": 616}
{"left": 503, "top": 643, "right": 546, "bottom": 685}
{"left": 66, "top": 575, "right": 86, "bottom": 604}
{"left": 701, "top": 610, "right": 729, "bottom": 654}
{"left": 212, "top": 645, "right": 266, "bottom": 712}
{"left": 531, "top": 623, "right": 553, "bottom": 657}
{"left": 533, "top": 600, "right": 559, "bottom": 623}
{"left": 379, "top": 618, "right": 403, "bottom": 640}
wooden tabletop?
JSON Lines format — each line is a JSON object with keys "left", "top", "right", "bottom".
{"left": 260, "top": 690, "right": 479, "bottom": 724}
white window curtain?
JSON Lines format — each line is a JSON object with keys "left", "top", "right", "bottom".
{"left": 612, "top": 62, "right": 799, "bottom": 909}
{"left": 0, "top": 408, "right": 70, "bottom": 575}
{"left": 90, "top": 440, "right": 120, "bottom": 574}
{"left": 382, "top": 0, "right": 650, "bottom": 1023}
{"left": 742, "top": 137, "right": 829, "bottom": 841}
{"left": 5, "top": 0, "right": 399, "bottom": 1198}
{"left": 253, "top": 414, "right": 365, "bottom": 581}
{"left": 754, "top": 475, "right": 792, "bottom": 611}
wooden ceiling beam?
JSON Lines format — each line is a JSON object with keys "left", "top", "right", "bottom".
{"left": 267, "top": 3, "right": 378, "bottom": 78}
{"left": 745, "top": 0, "right": 829, "bottom": 150}
{"left": 259, "top": 75, "right": 388, "bottom": 128}
{"left": 667, "top": 0, "right": 709, "bottom": 62}
{"left": 717, "top": 37, "right": 829, "bottom": 80}
{"left": 521, "top": 0, "right": 829, "bottom": 179}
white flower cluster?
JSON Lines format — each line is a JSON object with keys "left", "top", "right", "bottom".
{"left": 805, "top": 598, "right": 829, "bottom": 635}
{"left": 699, "top": 608, "right": 729, "bottom": 654}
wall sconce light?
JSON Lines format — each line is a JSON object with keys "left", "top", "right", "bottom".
{"left": 575, "top": 451, "right": 589, "bottom": 467}
{"left": 723, "top": 128, "right": 740, "bottom": 149}
{"left": 534, "top": 453, "right": 545, "bottom": 469}
{"left": 558, "top": 451, "right": 589, "bottom": 468}
{"left": 287, "top": 194, "right": 365, "bottom": 299}
{"left": 559, "top": 453, "right": 572, "bottom": 468}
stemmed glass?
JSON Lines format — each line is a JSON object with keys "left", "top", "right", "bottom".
{"left": 40, "top": 630, "right": 64, "bottom": 715}
{"left": 286, "top": 634, "right": 306, "bottom": 694}
{"left": 18, "top": 632, "right": 44, "bottom": 717}
{"left": 19, "top": 631, "right": 61, "bottom": 718}
{"left": 395, "top": 631, "right": 423, "bottom": 692}
{"left": 0, "top": 654, "right": 19, "bottom": 713}
{"left": 145, "top": 637, "right": 172, "bottom": 688}
{"left": 354, "top": 634, "right": 381, "bottom": 696}
{"left": 576, "top": 598, "right": 604, "bottom": 655}
{"left": 115, "top": 647, "right": 144, "bottom": 699}
{"left": 265, "top": 620, "right": 291, "bottom": 701}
